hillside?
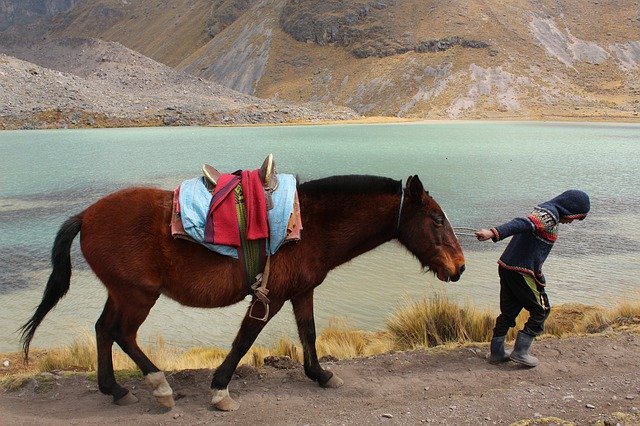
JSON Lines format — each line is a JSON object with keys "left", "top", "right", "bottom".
{"left": 1, "top": 0, "right": 639, "bottom": 128}
{"left": 0, "top": 39, "right": 356, "bottom": 129}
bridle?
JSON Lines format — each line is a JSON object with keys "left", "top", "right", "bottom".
{"left": 395, "top": 182, "right": 470, "bottom": 244}
{"left": 396, "top": 187, "right": 405, "bottom": 233}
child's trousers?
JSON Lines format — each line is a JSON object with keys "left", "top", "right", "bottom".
{"left": 493, "top": 266, "right": 551, "bottom": 337}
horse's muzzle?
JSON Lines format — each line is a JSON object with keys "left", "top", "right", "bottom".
{"left": 448, "top": 264, "right": 465, "bottom": 282}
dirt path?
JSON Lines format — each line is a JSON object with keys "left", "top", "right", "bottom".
{"left": 1, "top": 331, "right": 639, "bottom": 425}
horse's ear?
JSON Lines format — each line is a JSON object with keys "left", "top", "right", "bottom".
{"left": 406, "top": 175, "right": 414, "bottom": 189}
{"left": 407, "top": 175, "right": 426, "bottom": 201}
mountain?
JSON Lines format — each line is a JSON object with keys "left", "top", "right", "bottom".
{"left": 0, "top": 39, "right": 356, "bottom": 129}
{"left": 1, "top": 0, "right": 639, "bottom": 127}
{"left": 0, "top": 0, "right": 78, "bottom": 31}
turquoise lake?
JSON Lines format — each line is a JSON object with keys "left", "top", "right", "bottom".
{"left": 0, "top": 121, "right": 638, "bottom": 352}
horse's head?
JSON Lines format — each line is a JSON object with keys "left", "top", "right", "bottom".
{"left": 397, "top": 175, "right": 465, "bottom": 282}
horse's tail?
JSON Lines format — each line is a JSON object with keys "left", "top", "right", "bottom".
{"left": 19, "top": 214, "right": 83, "bottom": 360}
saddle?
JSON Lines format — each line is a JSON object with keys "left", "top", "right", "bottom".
{"left": 173, "top": 154, "right": 299, "bottom": 322}
{"left": 202, "top": 154, "right": 279, "bottom": 208}
{"left": 199, "top": 154, "right": 280, "bottom": 321}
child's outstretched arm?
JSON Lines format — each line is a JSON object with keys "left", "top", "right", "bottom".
{"left": 475, "top": 229, "right": 495, "bottom": 241}
{"left": 476, "top": 217, "right": 536, "bottom": 242}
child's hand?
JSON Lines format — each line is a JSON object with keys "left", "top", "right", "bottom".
{"left": 475, "top": 229, "right": 494, "bottom": 241}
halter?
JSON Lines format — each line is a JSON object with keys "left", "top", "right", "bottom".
{"left": 396, "top": 186, "right": 405, "bottom": 233}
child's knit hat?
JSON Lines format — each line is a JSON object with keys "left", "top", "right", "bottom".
{"left": 537, "top": 190, "right": 590, "bottom": 221}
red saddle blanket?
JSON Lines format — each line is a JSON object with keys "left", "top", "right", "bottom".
{"left": 204, "top": 169, "right": 268, "bottom": 247}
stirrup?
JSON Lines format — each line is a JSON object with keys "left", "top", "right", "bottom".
{"left": 248, "top": 298, "right": 269, "bottom": 321}
{"left": 249, "top": 271, "right": 270, "bottom": 322}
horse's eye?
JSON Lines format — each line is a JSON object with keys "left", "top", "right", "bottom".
{"left": 431, "top": 213, "right": 444, "bottom": 226}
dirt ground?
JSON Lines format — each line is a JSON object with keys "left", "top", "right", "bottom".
{"left": 1, "top": 330, "right": 639, "bottom": 425}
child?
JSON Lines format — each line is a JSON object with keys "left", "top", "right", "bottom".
{"left": 475, "top": 190, "right": 590, "bottom": 367}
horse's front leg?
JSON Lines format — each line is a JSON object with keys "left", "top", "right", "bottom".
{"left": 292, "top": 290, "right": 344, "bottom": 388}
{"left": 210, "top": 298, "right": 285, "bottom": 411}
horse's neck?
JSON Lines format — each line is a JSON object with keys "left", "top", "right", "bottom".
{"left": 301, "top": 192, "right": 398, "bottom": 265}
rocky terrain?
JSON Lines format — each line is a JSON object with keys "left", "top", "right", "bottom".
{"left": 1, "top": 331, "right": 640, "bottom": 425}
{"left": 1, "top": 0, "right": 639, "bottom": 129}
{"left": 0, "top": 0, "right": 79, "bottom": 31}
{"left": 0, "top": 38, "right": 357, "bottom": 130}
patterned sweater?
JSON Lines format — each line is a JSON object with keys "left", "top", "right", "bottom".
{"left": 490, "top": 190, "right": 590, "bottom": 286}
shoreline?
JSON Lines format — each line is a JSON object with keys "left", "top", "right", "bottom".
{"left": 1, "top": 113, "right": 639, "bottom": 132}
{"left": 2, "top": 298, "right": 638, "bottom": 374}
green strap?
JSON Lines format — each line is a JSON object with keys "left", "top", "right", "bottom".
{"left": 234, "top": 185, "right": 266, "bottom": 290}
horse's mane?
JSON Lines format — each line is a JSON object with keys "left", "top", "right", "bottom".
{"left": 298, "top": 175, "right": 402, "bottom": 196}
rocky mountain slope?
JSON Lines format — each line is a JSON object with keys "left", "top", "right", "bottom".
{"left": 0, "top": 0, "right": 78, "bottom": 31}
{"left": 0, "top": 38, "right": 356, "bottom": 129}
{"left": 1, "top": 0, "right": 639, "bottom": 128}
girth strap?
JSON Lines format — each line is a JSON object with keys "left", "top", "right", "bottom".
{"left": 232, "top": 182, "right": 272, "bottom": 321}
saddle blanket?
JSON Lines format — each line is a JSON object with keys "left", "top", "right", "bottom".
{"left": 175, "top": 173, "right": 300, "bottom": 258}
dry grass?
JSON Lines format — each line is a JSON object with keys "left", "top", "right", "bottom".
{"left": 610, "top": 301, "right": 640, "bottom": 323}
{"left": 2, "top": 294, "right": 639, "bottom": 383}
{"left": 544, "top": 304, "right": 609, "bottom": 336}
{"left": 386, "top": 293, "right": 640, "bottom": 348}
{"left": 317, "top": 318, "right": 394, "bottom": 359}
{"left": 385, "top": 293, "right": 495, "bottom": 349}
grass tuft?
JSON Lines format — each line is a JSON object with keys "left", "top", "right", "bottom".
{"left": 273, "top": 337, "right": 302, "bottom": 362}
{"left": 0, "top": 374, "right": 36, "bottom": 391}
{"left": 609, "top": 301, "right": 640, "bottom": 326}
{"left": 317, "top": 318, "right": 394, "bottom": 359}
{"left": 385, "top": 293, "right": 495, "bottom": 349}
{"left": 543, "top": 304, "right": 607, "bottom": 337}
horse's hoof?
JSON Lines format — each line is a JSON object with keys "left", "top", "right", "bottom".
{"left": 213, "top": 395, "right": 240, "bottom": 411}
{"left": 321, "top": 374, "right": 344, "bottom": 388}
{"left": 211, "top": 387, "right": 240, "bottom": 411}
{"left": 114, "top": 390, "right": 139, "bottom": 406}
{"left": 146, "top": 371, "right": 175, "bottom": 408}
{"left": 155, "top": 394, "right": 176, "bottom": 409}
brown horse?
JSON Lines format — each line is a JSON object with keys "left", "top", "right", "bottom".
{"left": 20, "top": 174, "right": 465, "bottom": 411}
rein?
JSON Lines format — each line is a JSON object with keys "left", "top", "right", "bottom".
{"left": 453, "top": 226, "right": 478, "bottom": 237}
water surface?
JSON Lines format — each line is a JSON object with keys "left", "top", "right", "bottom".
{"left": 1, "top": 122, "right": 638, "bottom": 352}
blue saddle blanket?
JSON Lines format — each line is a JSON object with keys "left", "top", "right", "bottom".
{"left": 178, "top": 173, "right": 297, "bottom": 258}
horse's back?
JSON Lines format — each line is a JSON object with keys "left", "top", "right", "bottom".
{"left": 81, "top": 187, "right": 171, "bottom": 243}
{"left": 79, "top": 187, "right": 172, "bottom": 293}
{"left": 78, "top": 186, "right": 246, "bottom": 308}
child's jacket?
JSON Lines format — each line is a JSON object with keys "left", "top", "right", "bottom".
{"left": 490, "top": 190, "right": 590, "bottom": 285}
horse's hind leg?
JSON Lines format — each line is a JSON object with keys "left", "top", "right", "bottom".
{"left": 96, "top": 292, "right": 175, "bottom": 408}
{"left": 95, "top": 298, "right": 138, "bottom": 405}
{"left": 292, "top": 290, "right": 343, "bottom": 388}
{"left": 112, "top": 290, "right": 175, "bottom": 408}
{"left": 210, "top": 299, "right": 285, "bottom": 411}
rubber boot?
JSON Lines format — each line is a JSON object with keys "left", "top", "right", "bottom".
{"left": 488, "top": 335, "right": 512, "bottom": 364}
{"left": 510, "top": 331, "right": 539, "bottom": 367}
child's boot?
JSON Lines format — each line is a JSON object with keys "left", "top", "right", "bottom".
{"left": 488, "top": 335, "right": 512, "bottom": 364}
{"left": 510, "top": 331, "right": 539, "bottom": 367}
